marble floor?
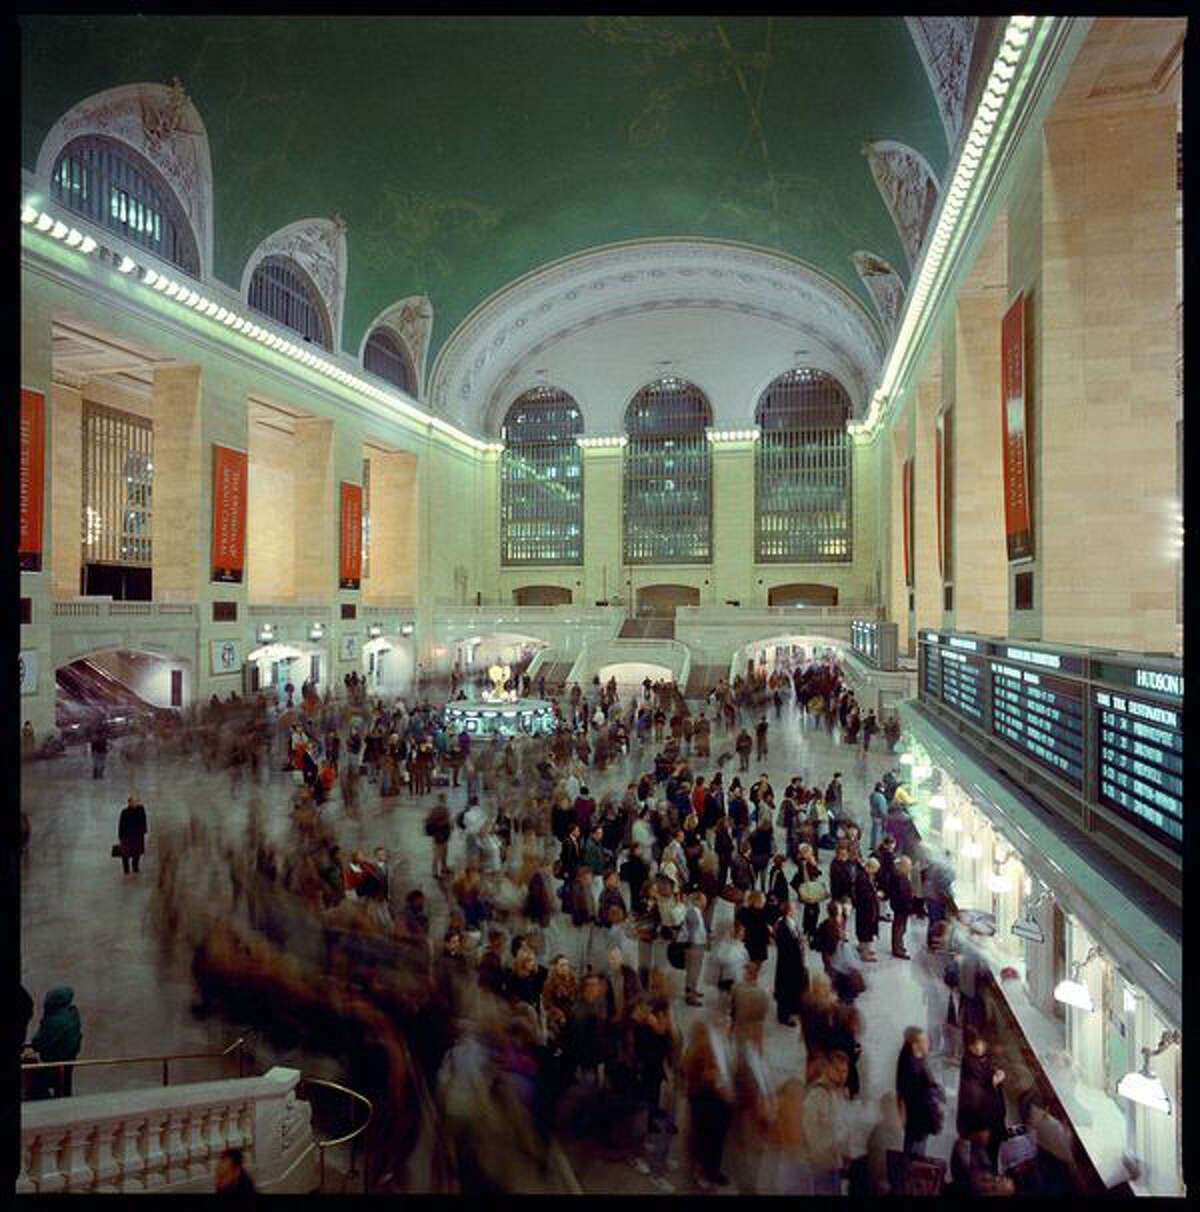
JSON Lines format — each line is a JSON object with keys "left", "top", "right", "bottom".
{"left": 21, "top": 695, "right": 968, "bottom": 1191}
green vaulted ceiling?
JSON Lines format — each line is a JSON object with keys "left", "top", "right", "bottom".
{"left": 20, "top": 15, "right": 948, "bottom": 363}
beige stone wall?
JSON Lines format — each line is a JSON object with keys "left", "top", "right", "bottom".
{"left": 889, "top": 414, "right": 912, "bottom": 654}
{"left": 580, "top": 447, "right": 623, "bottom": 605}
{"left": 151, "top": 367, "right": 204, "bottom": 602}
{"left": 711, "top": 444, "right": 755, "bottom": 604}
{"left": 1038, "top": 97, "right": 1178, "bottom": 650}
{"left": 247, "top": 423, "right": 295, "bottom": 602}
{"left": 951, "top": 216, "right": 1009, "bottom": 638}
{"left": 364, "top": 449, "right": 418, "bottom": 603}
{"left": 50, "top": 384, "right": 83, "bottom": 598}
{"left": 291, "top": 418, "right": 335, "bottom": 601}
{"left": 913, "top": 349, "right": 942, "bottom": 634}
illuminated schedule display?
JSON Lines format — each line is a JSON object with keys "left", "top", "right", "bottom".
{"left": 991, "top": 664, "right": 1084, "bottom": 789}
{"left": 1095, "top": 689, "right": 1183, "bottom": 846}
{"left": 940, "top": 650, "right": 985, "bottom": 724}
{"left": 923, "top": 641, "right": 943, "bottom": 700}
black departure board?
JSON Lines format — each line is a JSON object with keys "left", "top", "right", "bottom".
{"left": 922, "top": 642, "right": 942, "bottom": 701}
{"left": 940, "top": 650, "right": 985, "bottom": 724}
{"left": 1095, "top": 689, "right": 1183, "bottom": 848}
{"left": 990, "top": 663, "right": 1084, "bottom": 788}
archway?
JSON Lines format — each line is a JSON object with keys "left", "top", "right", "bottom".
{"left": 596, "top": 661, "right": 674, "bottom": 700}
{"left": 513, "top": 585, "right": 572, "bottom": 606}
{"left": 361, "top": 635, "right": 416, "bottom": 698}
{"left": 729, "top": 633, "right": 846, "bottom": 681}
{"left": 245, "top": 640, "right": 329, "bottom": 705}
{"left": 636, "top": 584, "right": 700, "bottom": 616}
{"left": 768, "top": 582, "right": 839, "bottom": 606}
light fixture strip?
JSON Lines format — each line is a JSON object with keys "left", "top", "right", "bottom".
{"left": 20, "top": 201, "right": 498, "bottom": 454}
{"left": 852, "top": 16, "right": 1049, "bottom": 436}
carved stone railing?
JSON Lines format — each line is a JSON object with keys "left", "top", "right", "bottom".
{"left": 18, "top": 1066, "right": 317, "bottom": 1195}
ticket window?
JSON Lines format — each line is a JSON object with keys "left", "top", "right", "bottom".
{"left": 310, "top": 654, "right": 321, "bottom": 686}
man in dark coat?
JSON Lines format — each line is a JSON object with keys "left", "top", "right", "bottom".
{"left": 772, "top": 901, "right": 808, "bottom": 1025}
{"left": 117, "top": 797, "right": 148, "bottom": 874}
{"left": 895, "top": 1027, "right": 945, "bottom": 1156}
{"left": 888, "top": 855, "right": 914, "bottom": 958}
{"left": 30, "top": 986, "right": 83, "bottom": 1098}
{"left": 853, "top": 860, "right": 881, "bottom": 961}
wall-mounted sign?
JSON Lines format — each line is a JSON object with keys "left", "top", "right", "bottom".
{"left": 19, "top": 389, "right": 45, "bottom": 573}
{"left": 1001, "top": 293, "right": 1034, "bottom": 562}
{"left": 210, "top": 639, "right": 242, "bottom": 675}
{"left": 211, "top": 445, "right": 248, "bottom": 583}
{"left": 339, "top": 634, "right": 359, "bottom": 661}
{"left": 339, "top": 482, "right": 363, "bottom": 590}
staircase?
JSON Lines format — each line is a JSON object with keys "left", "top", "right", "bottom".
{"left": 618, "top": 617, "right": 675, "bottom": 639}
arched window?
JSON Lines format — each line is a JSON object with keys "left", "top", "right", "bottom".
{"left": 755, "top": 369, "right": 853, "bottom": 562}
{"left": 363, "top": 327, "right": 417, "bottom": 394}
{"left": 50, "top": 135, "right": 200, "bottom": 275}
{"left": 247, "top": 255, "right": 332, "bottom": 350}
{"left": 624, "top": 379, "right": 712, "bottom": 564}
{"left": 500, "top": 387, "right": 584, "bottom": 565}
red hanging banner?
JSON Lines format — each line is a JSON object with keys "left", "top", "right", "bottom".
{"left": 339, "top": 481, "right": 363, "bottom": 590}
{"left": 19, "top": 389, "right": 45, "bottom": 572}
{"left": 1001, "top": 293, "right": 1034, "bottom": 562}
{"left": 902, "top": 456, "right": 913, "bottom": 587}
{"left": 935, "top": 411, "right": 944, "bottom": 578}
{"left": 211, "top": 445, "right": 248, "bottom": 583}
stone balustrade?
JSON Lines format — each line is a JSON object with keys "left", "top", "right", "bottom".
{"left": 19, "top": 1066, "right": 317, "bottom": 1195}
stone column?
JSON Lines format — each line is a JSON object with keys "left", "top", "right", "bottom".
{"left": 364, "top": 448, "right": 419, "bottom": 605}
{"left": 710, "top": 439, "right": 755, "bottom": 605}
{"left": 889, "top": 414, "right": 912, "bottom": 654}
{"left": 1038, "top": 99, "right": 1178, "bottom": 650}
{"left": 913, "top": 351, "right": 942, "bottom": 632}
{"left": 150, "top": 367, "right": 204, "bottom": 603}
{"left": 952, "top": 217, "right": 1009, "bottom": 638}
{"left": 580, "top": 446, "right": 623, "bottom": 608}
{"left": 291, "top": 417, "right": 335, "bottom": 603}
{"left": 50, "top": 383, "right": 84, "bottom": 597}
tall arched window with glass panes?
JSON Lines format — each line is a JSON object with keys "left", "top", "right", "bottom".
{"left": 363, "top": 326, "right": 417, "bottom": 395}
{"left": 500, "top": 388, "right": 584, "bottom": 565}
{"left": 247, "top": 255, "right": 332, "bottom": 350}
{"left": 50, "top": 135, "right": 200, "bottom": 276}
{"left": 624, "top": 379, "right": 712, "bottom": 564}
{"left": 755, "top": 369, "right": 853, "bottom": 562}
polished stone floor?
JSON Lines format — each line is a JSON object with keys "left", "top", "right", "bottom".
{"left": 21, "top": 695, "right": 967, "bottom": 1191}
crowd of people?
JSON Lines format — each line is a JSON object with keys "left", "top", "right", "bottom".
{"left": 21, "top": 652, "right": 1084, "bottom": 1195}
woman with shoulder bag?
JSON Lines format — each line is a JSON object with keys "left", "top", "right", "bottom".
{"left": 790, "top": 843, "right": 826, "bottom": 945}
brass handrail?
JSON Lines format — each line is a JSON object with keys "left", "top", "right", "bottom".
{"left": 21, "top": 1033, "right": 255, "bottom": 1089}
{"left": 297, "top": 1076, "right": 373, "bottom": 1194}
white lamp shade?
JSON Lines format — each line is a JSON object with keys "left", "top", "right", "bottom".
{"left": 929, "top": 794, "right": 947, "bottom": 811}
{"left": 1117, "top": 1070, "right": 1170, "bottom": 1114}
{"left": 944, "top": 814, "right": 962, "bottom": 832}
{"left": 1053, "top": 979, "right": 1095, "bottom": 1012}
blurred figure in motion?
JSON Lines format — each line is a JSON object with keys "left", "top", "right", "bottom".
{"left": 215, "top": 1146, "right": 256, "bottom": 1199}
{"left": 29, "top": 986, "right": 82, "bottom": 1099}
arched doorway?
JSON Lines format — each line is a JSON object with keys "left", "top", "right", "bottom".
{"left": 513, "top": 585, "right": 572, "bottom": 606}
{"left": 767, "top": 582, "right": 839, "bottom": 607}
{"left": 636, "top": 584, "right": 700, "bottom": 616}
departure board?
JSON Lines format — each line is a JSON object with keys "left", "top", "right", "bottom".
{"left": 940, "top": 650, "right": 985, "bottom": 724}
{"left": 922, "top": 641, "right": 942, "bottom": 701}
{"left": 1095, "top": 689, "right": 1183, "bottom": 848}
{"left": 990, "top": 663, "right": 1084, "bottom": 788}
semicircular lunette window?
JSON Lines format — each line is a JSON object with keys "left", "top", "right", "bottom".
{"left": 363, "top": 326, "right": 417, "bottom": 395}
{"left": 624, "top": 378, "right": 712, "bottom": 565}
{"left": 50, "top": 135, "right": 200, "bottom": 276}
{"left": 247, "top": 255, "right": 332, "bottom": 350}
{"left": 755, "top": 368, "right": 853, "bottom": 563}
{"left": 501, "top": 387, "right": 584, "bottom": 566}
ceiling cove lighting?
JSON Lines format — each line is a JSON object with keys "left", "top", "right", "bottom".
{"left": 1118, "top": 1031, "right": 1180, "bottom": 1114}
{"left": 1054, "top": 945, "right": 1102, "bottom": 1012}
{"left": 849, "top": 15, "right": 1047, "bottom": 437}
{"left": 22, "top": 200, "right": 498, "bottom": 455}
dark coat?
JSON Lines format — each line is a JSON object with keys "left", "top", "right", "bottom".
{"left": 829, "top": 857, "right": 856, "bottom": 901}
{"left": 772, "top": 917, "right": 809, "bottom": 1016}
{"left": 118, "top": 802, "right": 148, "bottom": 855}
{"left": 889, "top": 870, "right": 914, "bottom": 917}
{"left": 896, "top": 1046, "right": 944, "bottom": 1140}
{"left": 853, "top": 870, "right": 879, "bottom": 944}
{"left": 31, "top": 987, "right": 82, "bottom": 1061}
{"left": 736, "top": 903, "right": 770, "bottom": 964}
{"left": 957, "top": 1051, "right": 1007, "bottom": 1138}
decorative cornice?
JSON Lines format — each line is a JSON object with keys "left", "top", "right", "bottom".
{"left": 429, "top": 238, "right": 886, "bottom": 434}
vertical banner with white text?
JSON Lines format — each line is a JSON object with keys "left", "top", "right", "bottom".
{"left": 340, "top": 481, "right": 363, "bottom": 590}
{"left": 1001, "top": 293, "right": 1034, "bottom": 561}
{"left": 211, "top": 445, "right": 248, "bottom": 583}
{"left": 19, "top": 389, "right": 45, "bottom": 572}
{"left": 902, "top": 456, "right": 914, "bottom": 588}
